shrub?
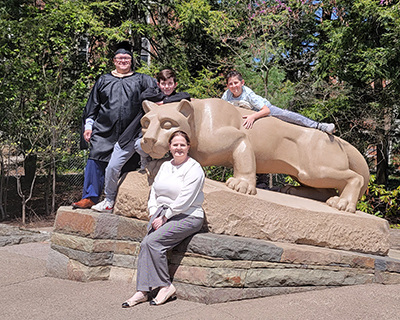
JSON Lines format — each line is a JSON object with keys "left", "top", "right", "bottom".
{"left": 357, "top": 175, "right": 400, "bottom": 223}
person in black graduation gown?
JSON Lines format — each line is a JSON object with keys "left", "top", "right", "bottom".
{"left": 72, "top": 45, "right": 157, "bottom": 209}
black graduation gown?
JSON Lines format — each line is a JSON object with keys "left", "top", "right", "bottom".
{"left": 80, "top": 72, "right": 157, "bottom": 161}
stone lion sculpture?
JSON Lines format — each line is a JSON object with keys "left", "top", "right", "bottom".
{"left": 140, "top": 98, "right": 369, "bottom": 213}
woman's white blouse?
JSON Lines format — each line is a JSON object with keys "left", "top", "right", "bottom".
{"left": 148, "top": 157, "right": 205, "bottom": 219}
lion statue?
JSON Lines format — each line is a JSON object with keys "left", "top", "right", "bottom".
{"left": 140, "top": 98, "right": 369, "bottom": 213}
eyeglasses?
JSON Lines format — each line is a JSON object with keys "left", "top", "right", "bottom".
{"left": 114, "top": 58, "right": 131, "bottom": 62}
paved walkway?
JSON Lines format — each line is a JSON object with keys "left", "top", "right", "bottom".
{"left": 1, "top": 226, "right": 400, "bottom": 320}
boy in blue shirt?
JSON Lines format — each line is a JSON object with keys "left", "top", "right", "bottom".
{"left": 221, "top": 70, "right": 335, "bottom": 133}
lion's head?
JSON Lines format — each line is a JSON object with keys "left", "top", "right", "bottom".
{"left": 140, "top": 99, "right": 194, "bottom": 159}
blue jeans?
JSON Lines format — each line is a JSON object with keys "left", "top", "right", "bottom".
{"left": 82, "top": 159, "right": 107, "bottom": 203}
{"left": 104, "top": 136, "right": 149, "bottom": 200}
{"left": 269, "top": 106, "right": 318, "bottom": 129}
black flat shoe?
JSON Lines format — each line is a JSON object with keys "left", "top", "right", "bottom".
{"left": 121, "top": 294, "right": 148, "bottom": 308}
{"left": 149, "top": 284, "right": 176, "bottom": 306}
{"left": 149, "top": 295, "right": 177, "bottom": 306}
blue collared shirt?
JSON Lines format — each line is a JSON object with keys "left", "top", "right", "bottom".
{"left": 221, "top": 85, "right": 272, "bottom": 111}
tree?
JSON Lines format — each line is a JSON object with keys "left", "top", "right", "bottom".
{"left": 314, "top": 0, "right": 400, "bottom": 186}
{"left": 206, "top": 0, "right": 327, "bottom": 108}
{"left": 135, "top": 0, "right": 229, "bottom": 97}
{"left": 0, "top": 0, "right": 231, "bottom": 221}
{"left": 0, "top": 0, "right": 154, "bottom": 221}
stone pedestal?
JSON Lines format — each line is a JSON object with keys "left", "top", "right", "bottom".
{"left": 114, "top": 172, "right": 391, "bottom": 256}
{"left": 46, "top": 207, "right": 400, "bottom": 304}
{"left": 46, "top": 172, "right": 396, "bottom": 303}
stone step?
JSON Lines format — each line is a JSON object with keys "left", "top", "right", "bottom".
{"left": 46, "top": 207, "right": 400, "bottom": 304}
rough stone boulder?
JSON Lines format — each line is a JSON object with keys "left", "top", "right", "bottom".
{"left": 114, "top": 171, "right": 390, "bottom": 256}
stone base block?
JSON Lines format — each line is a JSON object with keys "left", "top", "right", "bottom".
{"left": 109, "top": 266, "right": 136, "bottom": 283}
{"left": 46, "top": 207, "right": 400, "bottom": 303}
{"left": 114, "top": 172, "right": 390, "bottom": 255}
{"left": 46, "top": 247, "right": 111, "bottom": 281}
{"left": 174, "top": 282, "right": 329, "bottom": 304}
{"left": 67, "top": 259, "right": 110, "bottom": 282}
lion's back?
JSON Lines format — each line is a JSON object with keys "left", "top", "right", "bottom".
{"left": 191, "top": 98, "right": 244, "bottom": 130}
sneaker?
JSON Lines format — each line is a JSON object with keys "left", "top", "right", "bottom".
{"left": 318, "top": 123, "right": 335, "bottom": 135}
{"left": 91, "top": 199, "right": 114, "bottom": 213}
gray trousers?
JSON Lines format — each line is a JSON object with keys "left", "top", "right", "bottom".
{"left": 104, "top": 136, "right": 148, "bottom": 200}
{"left": 269, "top": 105, "right": 318, "bottom": 129}
{"left": 136, "top": 213, "right": 204, "bottom": 292}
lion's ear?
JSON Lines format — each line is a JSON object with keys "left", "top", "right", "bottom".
{"left": 176, "top": 99, "right": 194, "bottom": 118}
{"left": 142, "top": 100, "right": 157, "bottom": 114}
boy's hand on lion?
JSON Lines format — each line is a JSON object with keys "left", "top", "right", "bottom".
{"left": 242, "top": 115, "right": 255, "bottom": 129}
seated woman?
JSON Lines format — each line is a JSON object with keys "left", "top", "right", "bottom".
{"left": 122, "top": 130, "right": 205, "bottom": 307}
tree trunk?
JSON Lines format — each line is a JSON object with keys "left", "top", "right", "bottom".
{"left": 44, "top": 174, "right": 49, "bottom": 215}
{"left": 4, "top": 171, "right": 9, "bottom": 218}
{"left": 0, "top": 160, "right": 5, "bottom": 220}
{"left": 376, "top": 139, "right": 388, "bottom": 187}
{"left": 374, "top": 78, "right": 389, "bottom": 187}
{"left": 52, "top": 159, "right": 56, "bottom": 213}
{"left": 16, "top": 169, "right": 37, "bottom": 225}
{"left": 21, "top": 195, "right": 26, "bottom": 225}
{"left": 263, "top": 70, "right": 269, "bottom": 99}
{"left": 130, "top": 5, "right": 144, "bottom": 67}
{"left": 24, "top": 154, "right": 37, "bottom": 186}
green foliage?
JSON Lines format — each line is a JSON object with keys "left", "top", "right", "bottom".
{"left": 137, "top": 65, "right": 224, "bottom": 99}
{"left": 180, "top": 67, "right": 224, "bottom": 99}
{"left": 204, "top": 166, "right": 233, "bottom": 182}
{"left": 205, "top": 0, "right": 319, "bottom": 110}
{"left": 314, "top": 0, "right": 400, "bottom": 149}
{"left": 236, "top": 63, "right": 296, "bottom": 109}
{"left": 0, "top": 0, "right": 156, "bottom": 216}
{"left": 284, "top": 175, "right": 300, "bottom": 187}
{"left": 357, "top": 175, "right": 400, "bottom": 221}
{"left": 141, "top": 0, "right": 231, "bottom": 78}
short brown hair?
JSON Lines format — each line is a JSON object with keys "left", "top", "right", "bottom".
{"left": 225, "top": 70, "right": 243, "bottom": 83}
{"left": 168, "top": 130, "right": 190, "bottom": 145}
{"left": 156, "top": 69, "right": 177, "bottom": 83}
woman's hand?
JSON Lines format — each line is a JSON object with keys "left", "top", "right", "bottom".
{"left": 152, "top": 216, "right": 167, "bottom": 230}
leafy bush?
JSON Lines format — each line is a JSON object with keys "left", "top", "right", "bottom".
{"left": 204, "top": 166, "right": 233, "bottom": 182}
{"left": 357, "top": 175, "right": 400, "bottom": 222}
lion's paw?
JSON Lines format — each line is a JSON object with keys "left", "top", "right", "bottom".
{"left": 344, "top": 202, "right": 357, "bottom": 213}
{"left": 326, "top": 196, "right": 356, "bottom": 213}
{"left": 145, "top": 158, "right": 171, "bottom": 178}
{"left": 145, "top": 160, "right": 159, "bottom": 178}
{"left": 226, "top": 177, "right": 257, "bottom": 195}
{"left": 327, "top": 196, "right": 339, "bottom": 208}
